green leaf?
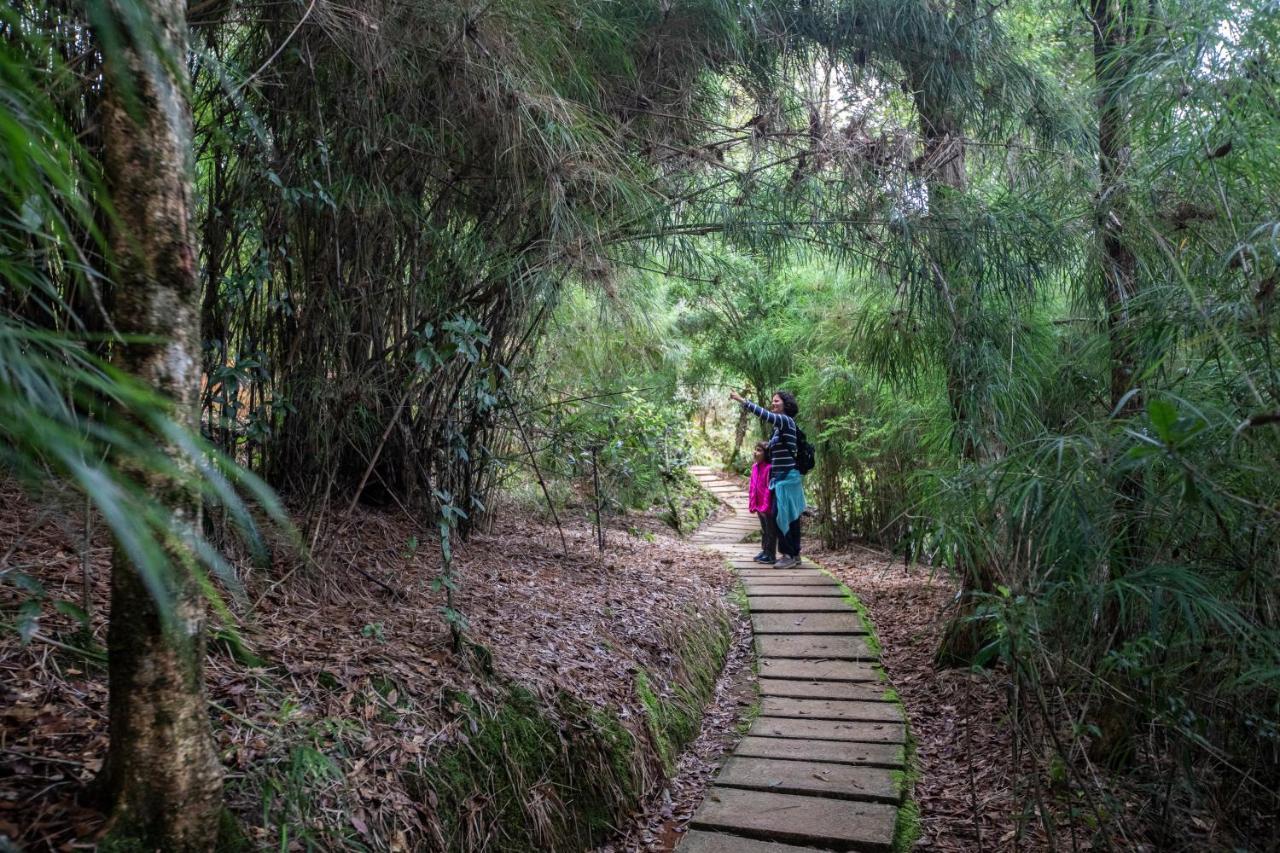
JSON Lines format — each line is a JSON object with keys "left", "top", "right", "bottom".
{"left": 11, "top": 572, "right": 45, "bottom": 596}
{"left": 1147, "top": 398, "right": 1178, "bottom": 443}
{"left": 53, "top": 600, "right": 89, "bottom": 626}
{"left": 17, "top": 599, "right": 42, "bottom": 644}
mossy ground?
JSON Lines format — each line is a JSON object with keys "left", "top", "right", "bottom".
{"left": 411, "top": 611, "right": 733, "bottom": 852}
{"left": 635, "top": 614, "right": 731, "bottom": 774}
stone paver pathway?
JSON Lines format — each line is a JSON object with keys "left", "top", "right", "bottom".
{"left": 679, "top": 466, "right": 907, "bottom": 853}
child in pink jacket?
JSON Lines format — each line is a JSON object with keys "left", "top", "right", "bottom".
{"left": 748, "top": 441, "right": 778, "bottom": 563}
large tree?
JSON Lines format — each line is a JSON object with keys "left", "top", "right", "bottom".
{"left": 97, "top": 0, "right": 222, "bottom": 846}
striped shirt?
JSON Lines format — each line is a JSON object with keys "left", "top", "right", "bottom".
{"left": 741, "top": 400, "right": 798, "bottom": 481}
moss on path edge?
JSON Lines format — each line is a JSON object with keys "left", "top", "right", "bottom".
{"left": 816, "top": 561, "right": 923, "bottom": 853}
{"left": 416, "top": 611, "right": 732, "bottom": 851}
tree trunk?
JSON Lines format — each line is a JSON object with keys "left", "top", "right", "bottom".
{"left": 907, "top": 5, "right": 1002, "bottom": 666}
{"left": 1095, "top": 0, "right": 1143, "bottom": 488}
{"left": 730, "top": 402, "right": 750, "bottom": 467}
{"left": 1090, "top": 0, "right": 1142, "bottom": 768}
{"left": 98, "top": 0, "right": 222, "bottom": 847}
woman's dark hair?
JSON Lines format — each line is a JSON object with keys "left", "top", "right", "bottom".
{"left": 774, "top": 390, "right": 799, "bottom": 417}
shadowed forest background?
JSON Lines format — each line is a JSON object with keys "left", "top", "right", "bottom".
{"left": 1, "top": 0, "right": 1278, "bottom": 850}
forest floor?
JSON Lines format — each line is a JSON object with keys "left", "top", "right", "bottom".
{"left": 4, "top": 470, "right": 1177, "bottom": 852}
{"left": 0, "top": 478, "right": 737, "bottom": 851}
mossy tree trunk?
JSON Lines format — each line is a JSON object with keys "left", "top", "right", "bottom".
{"left": 98, "top": 0, "right": 222, "bottom": 847}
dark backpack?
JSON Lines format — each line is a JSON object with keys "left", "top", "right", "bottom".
{"left": 795, "top": 427, "right": 816, "bottom": 475}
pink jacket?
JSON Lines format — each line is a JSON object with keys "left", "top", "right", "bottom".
{"left": 748, "top": 462, "right": 773, "bottom": 513}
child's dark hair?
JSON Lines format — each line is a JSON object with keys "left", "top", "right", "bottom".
{"left": 754, "top": 440, "right": 769, "bottom": 453}
{"left": 774, "top": 390, "right": 799, "bottom": 416}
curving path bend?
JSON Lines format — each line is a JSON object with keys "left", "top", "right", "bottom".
{"left": 679, "top": 466, "right": 909, "bottom": 853}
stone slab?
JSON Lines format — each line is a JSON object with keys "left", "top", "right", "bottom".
{"left": 752, "top": 613, "right": 866, "bottom": 635}
{"left": 725, "top": 557, "right": 824, "bottom": 568}
{"left": 761, "top": 697, "right": 903, "bottom": 723}
{"left": 748, "top": 596, "right": 851, "bottom": 613}
{"left": 741, "top": 585, "right": 844, "bottom": 597}
{"left": 690, "top": 786, "right": 896, "bottom": 852}
{"left": 758, "top": 678, "right": 888, "bottom": 702}
{"left": 756, "top": 635, "right": 876, "bottom": 660}
{"left": 676, "top": 830, "right": 832, "bottom": 853}
{"left": 738, "top": 575, "right": 837, "bottom": 585}
{"left": 716, "top": 756, "right": 902, "bottom": 804}
{"left": 758, "top": 658, "right": 880, "bottom": 682}
{"left": 734, "top": 736, "right": 905, "bottom": 768}
{"left": 749, "top": 716, "right": 906, "bottom": 744}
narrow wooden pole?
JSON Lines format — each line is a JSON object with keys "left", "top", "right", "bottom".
{"left": 591, "top": 446, "right": 604, "bottom": 550}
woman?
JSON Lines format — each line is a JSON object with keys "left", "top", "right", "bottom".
{"left": 730, "top": 390, "right": 805, "bottom": 568}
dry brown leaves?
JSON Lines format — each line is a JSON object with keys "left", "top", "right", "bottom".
{"left": 0, "top": 479, "right": 736, "bottom": 851}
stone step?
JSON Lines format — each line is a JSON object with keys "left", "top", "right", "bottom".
{"left": 677, "top": 830, "right": 828, "bottom": 853}
{"left": 741, "top": 585, "right": 845, "bottom": 597}
{"left": 749, "top": 596, "right": 858, "bottom": 613}
{"left": 760, "top": 697, "right": 903, "bottom": 723}
{"left": 734, "top": 736, "right": 905, "bottom": 769}
{"left": 756, "top": 634, "right": 876, "bottom": 660}
{"left": 758, "top": 658, "right": 881, "bottom": 682}
{"left": 715, "top": 756, "right": 902, "bottom": 805}
{"left": 749, "top": 716, "right": 906, "bottom": 744}
{"left": 734, "top": 570, "right": 836, "bottom": 583}
{"left": 689, "top": 786, "right": 896, "bottom": 852}
{"left": 752, "top": 613, "right": 866, "bottom": 635}
{"left": 758, "top": 679, "right": 888, "bottom": 702}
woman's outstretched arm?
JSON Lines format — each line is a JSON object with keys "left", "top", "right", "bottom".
{"left": 729, "top": 391, "right": 786, "bottom": 426}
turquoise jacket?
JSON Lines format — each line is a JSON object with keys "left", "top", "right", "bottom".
{"left": 771, "top": 469, "right": 806, "bottom": 535}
